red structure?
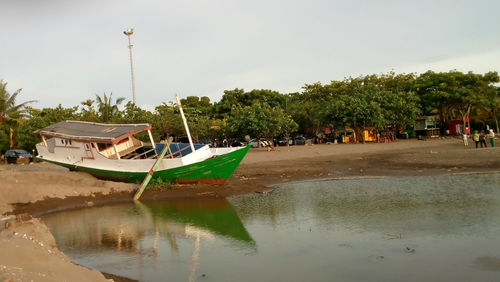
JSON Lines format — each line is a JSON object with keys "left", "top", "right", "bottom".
{"left": 449, "top": 118, "right": 470, "bottom": 135}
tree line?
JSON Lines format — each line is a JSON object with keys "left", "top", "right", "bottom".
{"left": 1, "top": 70, "right": 499, "bottom": 153}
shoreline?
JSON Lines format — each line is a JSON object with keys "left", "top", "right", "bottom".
{"left": 1, "top": 138, "right": 499, "bottom": 281}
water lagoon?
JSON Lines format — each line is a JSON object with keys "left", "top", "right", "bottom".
{"left": 42, "top": 173, "right": 500, "bottom": 281}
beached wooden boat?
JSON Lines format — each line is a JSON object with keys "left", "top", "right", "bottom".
{"left": 34, "top": 120, "right": 249, "bottom": 184}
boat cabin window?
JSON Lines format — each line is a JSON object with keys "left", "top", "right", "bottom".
{"left": 60, "top": 139, "right": 72, "bottom": 146}
{"left": 96, "top": 143, "right": 111, "bottom": 151}
{"left": 117, "top": 137, "right": 129, "bottom": 145}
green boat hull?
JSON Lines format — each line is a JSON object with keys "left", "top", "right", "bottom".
{"left": 38, "top": 145, "right": 250, "bottom": 184}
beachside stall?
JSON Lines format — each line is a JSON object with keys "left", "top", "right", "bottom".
{"left": 362, "top": 126, "right": 377, "bottom": 142}
{"left": 449, "top": 118, "right": 470, "bottom": 135}
{"left": 336, "top": 128, "right": 356, "bottom": 143}
{"left": 414, "top": 115, "right": 440, "bottom": 139}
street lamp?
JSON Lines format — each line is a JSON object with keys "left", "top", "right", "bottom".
{"left": 123, "top": 28, "right": 136, "bottom": 104}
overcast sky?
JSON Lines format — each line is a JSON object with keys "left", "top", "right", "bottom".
{"left": 1, "top": 0, "right": 499, "bottom": 109}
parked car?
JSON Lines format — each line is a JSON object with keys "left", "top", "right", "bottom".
{"left": 249, "top": 138, "right": 271, "bottom": 148}
{"left": 4, "top": 149, "right": 33, "bottom": 164}
{"left": 293, "top": 136, "right": 307, "bottom": 145}
{"left": 277, "top": 136, "right": 293, "bottom": 146}
{"left": 229, "top": 139, "right": 247, "bottom": 147}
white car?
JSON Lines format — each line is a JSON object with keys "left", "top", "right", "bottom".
{"left": 249, "top": 138, "right": 271, "bottom": 148}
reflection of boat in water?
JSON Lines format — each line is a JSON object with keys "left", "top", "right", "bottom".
{"left": 42, "top": 198, "right": 255, "bottom": 281}
{"left": 137, "top": 199, "right": 255, "bottom": 282}
{"left": 42, "top": 197, "right": 255, "bottom": 253}
{"left": 140, "top": 198, "right": 255, "bottom": 247}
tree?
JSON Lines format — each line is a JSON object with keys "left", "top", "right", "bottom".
{"left": 279, "top": 111, "right": 299, "bottom": 146}
{"left": 292, "top": 83, "right": 334, "bottom": 135}
{"left": 0, "top": 80, "right": 36, "bottom": 125}
{"left": 416, "top": 71, "right": 455, "bottom": 133}
{"left": 215, "top": 89, "right": 286, "bottom": 118}
{"left": 180, "top": 96, "right": 214, "bottom": 117}
{"left": 15, "top": 105, "right": 79, "bottom": 151}
{"left": 0, "top": 127, "right": 9, "bottom": 153}
{"left": 328, "top": 90, "right": 385, "bottom": 143}
{"left": 79, "top": 99, "right": 98, "bottom": 121}
{"left": 95, "top": 92, "right": 125, "bottom": 122}
{"left": 119, "top": 102, "right": 154, "bottom": 123}
{"left": 416, "top": 71, "right": 500, "bottom": 134}
{"left": 177, "top": 96, "right": 221, "bottom": 142}
{"left": 475, "top": 77, "right": 500, "bottom": 133}
{"left": 379, "top": 91, "right": 421, "bottom": 139}
{"left": 153, "top": 102, "right": 183, "bottom": 141}
{"left": 226, "top": 102, "right": 297, "bottom": 147}
{"left": 293, "top": 73, "right": 420, "bottom": 141}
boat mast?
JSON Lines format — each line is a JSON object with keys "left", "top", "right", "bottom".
{"left": 176, "top": 93, "right": 195, "bottom": 152}
{"left": 147, "top": 130, "right": 156, "bottom": 149}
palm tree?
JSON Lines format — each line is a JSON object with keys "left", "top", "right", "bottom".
{"left": 95, "top": 92, "right": 125, "bottom": 122}
{"left": 0, "top": 80, "right": 36, "bottom": 124}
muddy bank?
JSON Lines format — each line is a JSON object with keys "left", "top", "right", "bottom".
{"left": 4, "top": 138, "right": 499, "bottom": 216}
{"left": 1, "top": 138, "right": 499, "bottom": 281}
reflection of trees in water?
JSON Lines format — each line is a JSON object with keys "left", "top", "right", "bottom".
{"left": 311, "top": 175, "right": 500, "bottom": 235}
{"left": 230, "top": 188, "right": 299, "bottom": 228}
{"left": 474, "top": 256, "right": 500, "bottom": 271}
{"left": 311, "top": 187, "right": 495, "bottom": 235}
{"left": 42, "top": 205, "right": 147, "bottom": 252}
{"left": 231, "top": 174, "right": 500, "bottom": 236}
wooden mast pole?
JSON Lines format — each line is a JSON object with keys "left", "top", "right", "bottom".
{"left": 176, "top": 93, "right": 195, "bottom": 152}
{"left": 133, "top": 140, "right": 171, "bottom": 201}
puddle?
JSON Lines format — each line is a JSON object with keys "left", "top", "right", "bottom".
{"left": 42, "top": 173, "right": 500, "bottom": 281}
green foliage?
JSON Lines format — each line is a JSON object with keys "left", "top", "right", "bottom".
{"left": 153, "top": 102, "right": 184, "bottom": 141}
{"left": 292, "top": 73, "right": 421, "bottom": 139}
{"left": 226, "top": 101, "right": 297, "bottom": 140}
{"left": 181, "top": 96, "right": 213, "bottom": 117}
{"left": 2, "top": 69, "right": 499, "bottom": 152}
{"left": 379, "top": 91, "right": 421, "bottom": 129}
{"left": 119, "top": 102, "right": 155, "bottom": 123}
{"left": 416, "top": 70, "right": 499, "bottom": 131}
{"left": 0, "top": 80, "right": 36, "bottom": 125}
{"left": 148, "top": 177, "right": 172, "bottom": 187}
{"left": 0, "top": 127, "right": 9, "bottom": 153}
{"left": 95, "top": 92, "right": 125, "bottom": 122}
{"left": 79, "top": 99, "right": 98, "bottom": 121}
{"left": 15, "top": 105, "right": 79, "bottom": 151}
{"left": 215, "top": 89, "right": 286, "bottom": 118}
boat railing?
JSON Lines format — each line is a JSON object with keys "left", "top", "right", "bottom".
{"left": 130, "top": 148, "right": 157, "bottom": 159}
{"left": 155, "top": 143, "right": 206, "bottom": 158}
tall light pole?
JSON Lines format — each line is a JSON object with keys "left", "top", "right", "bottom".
{"left": 123, "top": 28, "right": 136, "bottom": 104}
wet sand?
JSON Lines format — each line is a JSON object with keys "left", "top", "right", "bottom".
{"left": 1, "top": 138, "right": 499, "bottom": 281}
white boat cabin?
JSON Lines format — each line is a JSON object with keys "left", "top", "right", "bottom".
{"left": 35, "top": 120, "right": 158, "bottom": 160}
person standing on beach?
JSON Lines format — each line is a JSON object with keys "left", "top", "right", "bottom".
{"left": 462, "top": 133, "right": 469, "bottom": 146}
{"left": 479, "top": 130, "right": 487, "bottom": 148}
{"left": 473, "top": 131, "right": 480, "bottom": 148}
{"left": 489, "top": 129, "right": 495, "bottom": 147}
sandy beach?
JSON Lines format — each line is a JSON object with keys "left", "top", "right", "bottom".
{"left": 1, "top": 138, "right": 499, "bottom": 281}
